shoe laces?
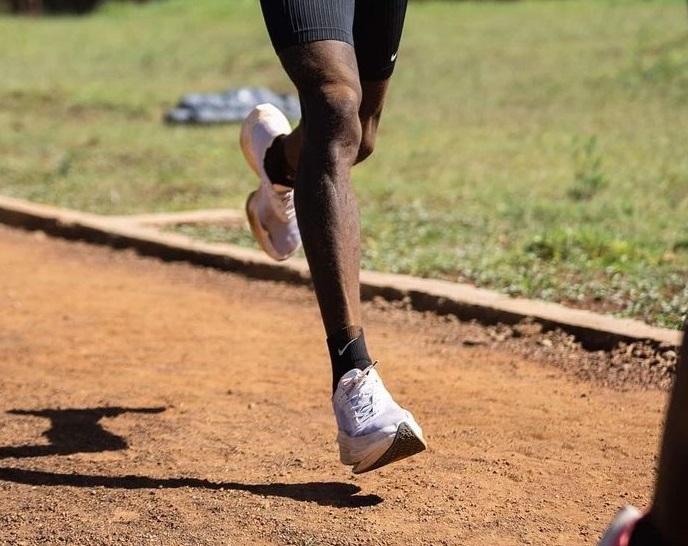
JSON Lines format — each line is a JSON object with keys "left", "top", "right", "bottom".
{"left": 342, "top": 363, "right": 379, "bottom": 426}
{"left": 268, "top": 184, "right": 296, "bottom": 222}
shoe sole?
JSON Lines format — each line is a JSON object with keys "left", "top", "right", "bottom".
{"left": 240, "top": 104, "right": 291, "bottom": 178}
{"left": 352, "top": 422, "right": 427, "bottom": 474}
{"left": 245, "top": 190, "right": 288, "bottom": 261}
{"left": 241, "top": 105, "right": 298, "bottom": 262}
{"left": 240, "top": 115, "right": 260, "bottom": 176}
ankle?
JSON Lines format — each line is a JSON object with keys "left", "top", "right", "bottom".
{"left": 327, "top": 326, "right": 373, "bottom": 392}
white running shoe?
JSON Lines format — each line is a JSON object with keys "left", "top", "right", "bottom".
{"left": 240, "top": 103, "right": 301, "bottom": 261}
{"left": 333, "top": 364, "right": 427, "bottom": 474}
{"left": 598, "top": 506, "right": 642, "bottom": 546}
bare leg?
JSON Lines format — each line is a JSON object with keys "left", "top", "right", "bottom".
{"left": 645, "top": 321, "right": 688, "bottom": 545}
{"left": 276, "top": 40, "right": 390, "bottom": 336}
{"left": 603, "top": 321, "right": 688, "bottom": 545}
{"left": 281, "top": 78, "right": 389, "bottom": 185}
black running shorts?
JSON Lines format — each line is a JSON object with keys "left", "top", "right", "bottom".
{"left": 259, "top": 0, "right": 408, "bottom": 81}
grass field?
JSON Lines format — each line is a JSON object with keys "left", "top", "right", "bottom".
{"left": 1, "top": 0, "right": 687, "bottom": 328}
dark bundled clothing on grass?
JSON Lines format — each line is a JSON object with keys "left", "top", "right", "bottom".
{"left": 164, "top": 87, "right": 300, "bottom": 125}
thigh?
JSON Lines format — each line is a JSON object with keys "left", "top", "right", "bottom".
{"left": 260, "top": 0, "right": 356, "bottom": 52}
{"left": 353, "top": 0, "right": 408, "bottom": 81}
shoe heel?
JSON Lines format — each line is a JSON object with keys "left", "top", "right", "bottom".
{"left": 353, "top": 422, "right": 427, "bottom": 474}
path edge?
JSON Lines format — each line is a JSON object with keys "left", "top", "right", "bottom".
{"left": 0, "top": 195, "right": 680, "bottom": 351}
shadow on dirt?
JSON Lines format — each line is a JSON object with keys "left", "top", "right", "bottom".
{"left": 0, "top": 406, "right": 383, "bottom": 507}
{"left": 0, "top": 467, "right": 383, "bottom": 507}
{"left": 0, "top": 406, "right": 166, "bottom": 458}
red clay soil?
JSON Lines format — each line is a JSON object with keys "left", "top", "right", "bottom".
{"left": 0, "top": 224, "right": 671, "bottom": 546}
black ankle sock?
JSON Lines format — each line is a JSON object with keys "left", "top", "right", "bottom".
{"left": 629, "top": 515, "right": 669, "bottom": 546}
{"left": 327, "top": 326, "right": 373, "bottom": 393}
{"left": 263, "top": 135, "right": 295, "bottom": 188}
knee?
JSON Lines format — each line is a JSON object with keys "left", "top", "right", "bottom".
{"left": 301, "top": 82, "right": 363, "bottom": 163}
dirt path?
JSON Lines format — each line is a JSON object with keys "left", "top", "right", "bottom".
{"left": 0, "top": 224, "right": 668, "bottom": 546}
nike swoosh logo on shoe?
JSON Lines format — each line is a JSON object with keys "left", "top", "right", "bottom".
{"left": 337, "top": 337, "right": 359, "bottom": 356}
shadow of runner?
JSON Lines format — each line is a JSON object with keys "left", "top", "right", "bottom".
{"left": 0, "top": 406, "right": 383, "bottom": 507}
{"left": 0, "top": 406, "right": 166, "bottom": 458}
{"left": 0, "top": 467, "right": 383, "bottom": 507}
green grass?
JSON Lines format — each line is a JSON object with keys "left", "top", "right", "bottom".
{"left": 1, "top": 0, "right": 687, "bottom": 329}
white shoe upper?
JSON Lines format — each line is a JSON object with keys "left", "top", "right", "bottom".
{"left": 333, "top": 366, "right": 411, "bottom": 438}
{"left": 240, "top": 103, "right": 301, "bottom": 261}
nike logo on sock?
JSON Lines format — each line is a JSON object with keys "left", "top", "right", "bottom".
{"left": 337, "top": 337, "right": 359, "bottom": 357}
